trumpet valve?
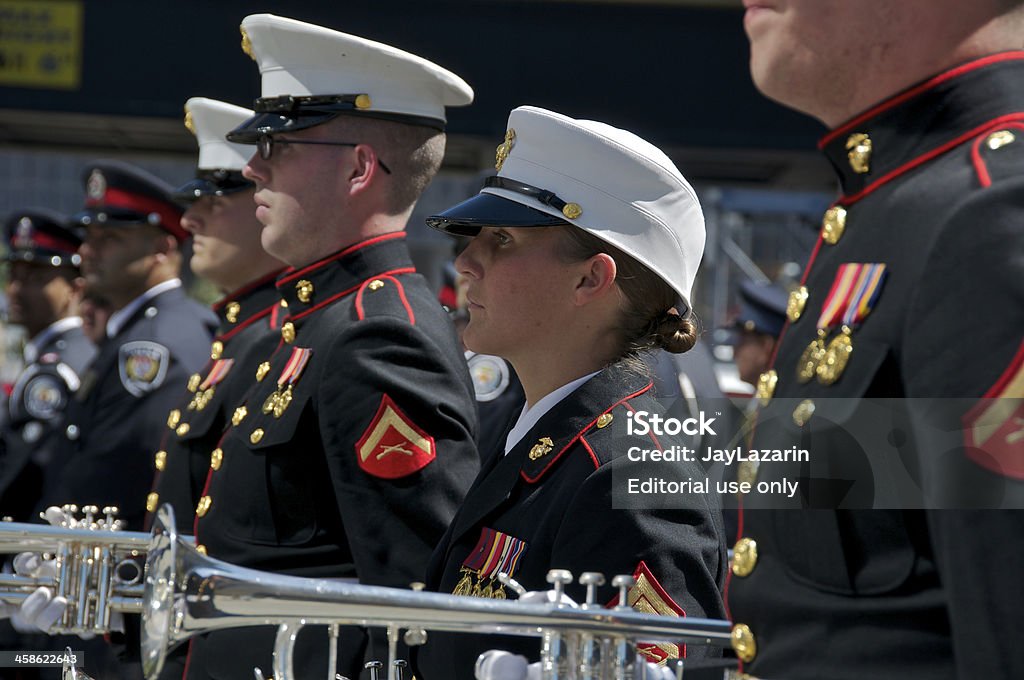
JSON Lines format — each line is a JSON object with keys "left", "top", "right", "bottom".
{"left": 82, "top": 506, "right": 98, "bottom": 528}
{"left": 101, "top": 506, "right": 119, "bottom": 530}
{"left": 579, "top": 572, "right": 606, "bottom": 609}
{"left": 61, "top": 505, "right": 79, "bottom": 527}
{"left": 611, "top": 574, "right": 636, "bottom": 610}
{"left": 392, "top": 659, "right": 408, "bottom": 680}
{"left": 363, "top": 660, "right": 383, "bottom": 680}
{"left": 546, "top": 569, "right": 573, "bottom": 607}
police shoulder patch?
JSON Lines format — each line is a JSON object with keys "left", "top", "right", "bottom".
{"left": 23, "top": 374, "right": 67, "bottom": 421}
{"left": 119, "top": 341, "right": 170, "bottom": 397}
{"left": 467, "top": 353, "right": 510, "bottom": 402}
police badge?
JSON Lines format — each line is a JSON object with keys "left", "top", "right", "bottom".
{"left": 119, "top": 341, "right": 170, "bottom": 397}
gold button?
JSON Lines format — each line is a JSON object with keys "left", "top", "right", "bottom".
{"left": 196, "top": 495, "right": 212, "bottom": 517}
{"left": 226, "top": 301, "right": 241, "bottom": 323}
{"left": 737, "top": 460, "right": 758, "bottom": 487}
{"left": 755, "top": 370, "right": 777, "bottom": 406}
{"left": 195, "top": 544, "right": 207, "bottom": 556}
{"left": 281, "top": 322, "right": 296, "bottom": 343}
{"left": 786, "top": 286, "right": 808, "bottom": 322}
{"left": 562, "top": 202, "right": 582, "bottom": 219}
{"left": 845, "top": 132, "right": 872, "bottom": 174}
{"left": 792, "top": 399, "right": 816, "bottom": 426}
{"left": 296, "top": 279, "right": 314, "bottom": 303}
{"left": 154, "top": 450, "right": 167, "bottom": 471}
{"left": 986, "top": 130, "right": 1015, "bottom": 151}
{"left": 280, "top": 298, "right": 288, "bottom": 308}
{"left": 167, "top": 409, "right": 181, "bottom": 429}
{"left": 821, "top": 205, "right": 847, "bottom": 245}
{"left": 187, "top": 373, "right": 201, "bottom": 393}
{"left": 210, "top": 448, "right": 223, "bottom": 471}
{"left": 232, "top": 406, "right": 248, "bottom": 426}
{"left": 176, "top": 423, "right": 190, "bottom": 437}
{"left": 368, "top": 279, "right": 384, "bottom": 291}
{"left": 256, "top": 361, "right": 271, "bottom": 381}
{"left": 731, "top": 537, "right": 758, "bottom": 578}
{"left": 355, "top": 94, "right": 372, "bottom": 110}
{"left": 146, "top": 492, "right": 159, "bottom": 513}
{"left": 250, "top": 428, "right": 265, "bottom": 444}
{"left": 210, "top": 340, "right": 224, "bottom": 360}
{"left": 731, "top": 623, "right": 757, "bottom": 663}
{"left": 596, "top": 413, "right": 613, "bottom": 429}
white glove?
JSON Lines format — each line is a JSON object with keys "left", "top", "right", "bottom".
{"left": 516, "top": 589, "right": 579, "bottom": 608}
{"left": 9, "top": 552, "right": 68, "bottom": 633}
{"left": 474, "top": 649, "right": 675, "bottom": 680}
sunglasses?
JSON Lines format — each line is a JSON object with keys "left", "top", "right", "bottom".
{"left": 256, "top": 134, "right": 392, "bottom": 174}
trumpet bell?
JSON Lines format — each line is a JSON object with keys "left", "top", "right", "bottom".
{"left": 141, "top": 504, "right": 181, "bottom": 680}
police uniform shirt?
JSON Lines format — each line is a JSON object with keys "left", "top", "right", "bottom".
{"left": 727, "top": 53, "right": 1024, "bottom": 679}
{"left": 416, "top": 361, "right": 728, "bottom": 680}
{"left": 146, "top": 271, "right": 283, "bottom": 532}
{"left": 41, "top": 282, "right": 216, "bottom": 529}
{"left": 0, "top": 317, "right": 96, "bottom": 521}
{"left": 184, "top": 233, "right": 480, "bottom": 680}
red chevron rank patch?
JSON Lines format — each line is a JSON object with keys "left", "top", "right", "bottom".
{"left": 356, "top": 394, "right": 436, "bottom": 479}
{"left": 628, "top": 561, "right": 686, "bottom": 664}
{"left": 964, "top": 342, "right": 1024, "bottom": 479}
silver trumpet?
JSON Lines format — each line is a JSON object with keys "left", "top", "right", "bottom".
{"left": 143, "top": 505, "right": 732, "bottom": 680}
{"left": 0, "top": 504, "right": 191, "bottom": 634}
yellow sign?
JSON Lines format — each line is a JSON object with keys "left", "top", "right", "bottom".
{"left": 0, "top": 0, "right": 82, "bottom": 89}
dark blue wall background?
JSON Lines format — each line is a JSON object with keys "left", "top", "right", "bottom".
{"left": 0, "top": 1, "right": 825, "bottom": 151}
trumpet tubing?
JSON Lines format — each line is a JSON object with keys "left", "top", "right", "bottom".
{"left": 143, "top": 505, "right": 732, "bottom": 680}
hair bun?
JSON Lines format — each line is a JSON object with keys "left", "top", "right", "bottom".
{"left": 656, "top": 311, "right": 697, "bottom": 354}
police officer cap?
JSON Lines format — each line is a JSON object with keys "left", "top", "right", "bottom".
{"left": 734, "top": 280, "right": 788, "bottom": 337}
{"left": 3, "top": 208, "right": 83, "bottom": 268}
{"left": 427, "top": 106, "right": 706, "bottom": 314}
{"left": 226, "top": 13, "right": 474, "bottom": 142}
{"left": 71, "top": 160, "right": 188, "bottom": 242}
{"left": 174, "top": 98, "right": 255, "bottom": 202}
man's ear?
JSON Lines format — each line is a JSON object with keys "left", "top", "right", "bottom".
{"left": 347, "top": 144, "right": 384, "bottom": 196}
{"left": 573, "top": 252, "right": 617, "bottom": 307}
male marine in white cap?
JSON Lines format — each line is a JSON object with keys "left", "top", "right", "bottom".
{"left": 168, "top": 15, "right": 481, "bottom": 680}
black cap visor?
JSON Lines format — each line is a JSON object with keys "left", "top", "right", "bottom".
{"left": 5, "top": 249, "right": 81, "bottom": 268}
{"left": 426, "top": 193, "right": 569, "bottom": 236}
{"left": 226, "top": 111, "right": 340, "bottom": 144}
{"left": 71, "top": 207, "right": 161, "bottom": 228}
{"left": 173, "top": 172, "right": 254, "bottom": 203}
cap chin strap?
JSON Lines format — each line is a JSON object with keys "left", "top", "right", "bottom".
{"left": 484, "top": 176, "right": 574, "bottom": 216}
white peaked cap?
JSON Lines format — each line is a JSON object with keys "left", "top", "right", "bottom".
{"left": 185, "top": 97, "right": 254, "bottom": 171}
{"left": 428, "top": 106, "right": 706, "bottom": 312}
{"left": 239, "top": 13, "right": 473, "bottom": 128}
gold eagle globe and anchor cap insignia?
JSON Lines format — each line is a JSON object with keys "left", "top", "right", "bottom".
{"left": 495, "top": 128, "right": 516, "bottom": 171}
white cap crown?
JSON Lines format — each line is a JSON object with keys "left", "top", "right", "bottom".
{"left": 240, "top": 14, "right": 473, "bottom": 126}
{"left": 185, "top": 98, "right": 254, "bottom": 171}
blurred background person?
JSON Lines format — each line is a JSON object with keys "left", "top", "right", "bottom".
{"left": 0, "top": 208, "right": 94, "bottom": 523}
{"left": 729, "top": 279, "right": 787, "bottom": 389}
{"left": 38, "top": 160, "right": 216, "bottom": 530}
{"left": 79, "top": 290, "right": 114, "bottom": 346}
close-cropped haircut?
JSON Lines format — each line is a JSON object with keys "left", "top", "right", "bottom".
{"left": 330, "top": 115, "right": 446, "bottom": 215}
